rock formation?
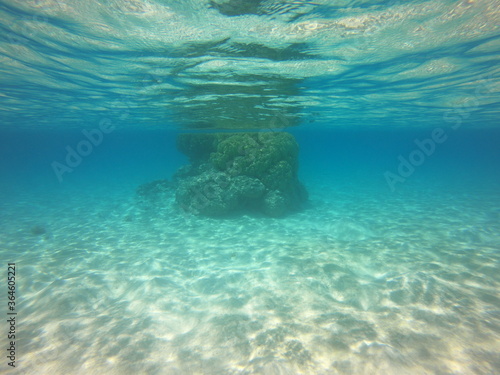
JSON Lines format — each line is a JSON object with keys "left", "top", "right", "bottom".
{"left": 173, "top": 132, "right": 307, "bottom": 217}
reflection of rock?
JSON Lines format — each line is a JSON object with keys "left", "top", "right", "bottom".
{"left": 209, "top": 0, "right": 262, "bottom": 16}
{"left": 209, "top": 0, "right": 313, "bottom": 21}
{"left": 174, "top": 132, "right": 307, "bottom": 217}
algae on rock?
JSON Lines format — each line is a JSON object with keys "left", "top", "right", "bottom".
{"left": 174, "top": 132, "right": 307, "bottom": 217}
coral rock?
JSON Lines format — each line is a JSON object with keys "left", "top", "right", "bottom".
{"left": 174, "top": 132, "right": 307, "bottom": 217}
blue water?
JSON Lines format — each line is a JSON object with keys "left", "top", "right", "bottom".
{"left": 1, "top": 1, "right": 499, "bottom": 374}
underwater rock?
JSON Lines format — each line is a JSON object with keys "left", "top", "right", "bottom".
{"left": 326, "top": 219, "right": 375, "bottom": 242}
{"left": 30, "top": 225, "right": 46, "bottom": 236}
{"left": 209, "top": 132, "right": 299, "bottom": 181}
{"left": 229, "top": 175, "right": 266, "bottom": 200}
{"left": 176, "top": 168, "right": 268, "bottom": 217}
{"left": 176, "top": 168, "right": 238, "bottom": 216}
{"left": 136, "top": 179, "right": 173, "bottom": 205}
{"left": 262, "top": 190, "right": 287, "bottom": 217}
{"left": 171, "top": 163, "right": 213, "bottom": 184}
{"left": 176, "top": 133, "right": 217, "bottom": 164}
{"left": 173, "top": 132, "right": 307, "bottom": 217}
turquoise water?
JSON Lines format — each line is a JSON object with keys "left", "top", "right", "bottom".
{"left": 1, "top": 1, "right": 499, "bottom": 374}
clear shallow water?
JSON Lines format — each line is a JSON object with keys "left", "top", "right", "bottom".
{"left": 1, "top": 176, "right": 500, "bottom": 374}
{"left": 1, "top": 129, "right": 500, "bottom": 374}
{"left": 1, "top": 1, "right": 500, "bottom": 374}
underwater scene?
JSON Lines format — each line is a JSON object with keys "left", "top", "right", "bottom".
{"left": 0, "top": 0, "right": 499, "bottom": 374}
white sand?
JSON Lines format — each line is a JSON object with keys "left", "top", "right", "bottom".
{"left": 1, "top": 181, "right": 499, "bottom": 375}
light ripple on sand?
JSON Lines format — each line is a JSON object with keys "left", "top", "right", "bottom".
{"left": 0, "top": 185, "right": 499, "bottom": 374}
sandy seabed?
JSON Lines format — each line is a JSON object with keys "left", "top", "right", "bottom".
{"left": 1, "top": 180, "right": 499, "bottom": 375}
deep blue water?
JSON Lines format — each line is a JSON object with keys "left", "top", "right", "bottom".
{"left": 0, "top": 1, "right": 499, "bottom": 374}
{"left": 2, "top": 127, "right": 499, "bottom": 195}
